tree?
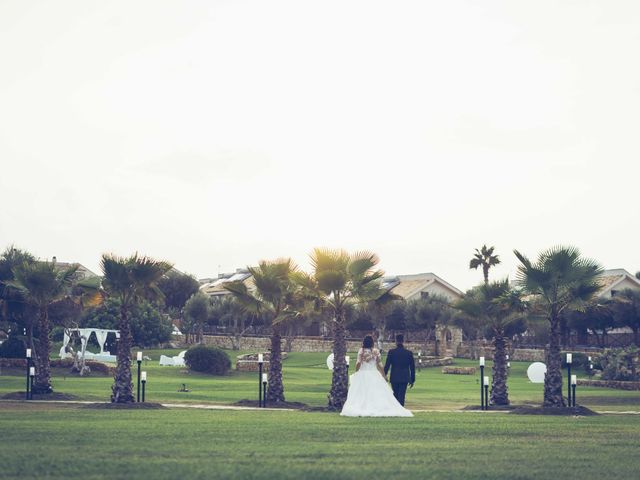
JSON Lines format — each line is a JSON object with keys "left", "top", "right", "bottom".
{"left": 567, "top": 301, "right": 617, "bottom": 348}
{"left": 184, "top": 293, "right": 211, "bottom": 344}
{"left": 404, "top": 295, "right": 457, "bottom": 356}
{"left": 225, "top": 259, "right": 301, "bottom": 404}
{"left": 297, "top": 248, "right": 385, "bottom": 410}
{"left": 469, "top": 245, "right": 501, "bottom": 284}
{"left": 101, "top": 253, "right": 173, "bottom": 403}
{"left": 455, "top": 280, "right": 526, "bottom": 405}
{"left": 158, "top": 271, "right": 200, "bottom": 312}
{"left": 0, "top": 246, "right": 36, "bottom": 343}
{"left": 7, "top": 260, "right": 78, "bottom": 393}
{"left": 612, "top": 289, "right": 640, "bottom": 346}
{"left": 210, "top": 296, "right": 258, "bottom": 350}
{"left": 514, "top": 246, "right": 602, "bottom": 407}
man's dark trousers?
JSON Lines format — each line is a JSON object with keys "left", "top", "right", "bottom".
{"left": 391, "top": 382, "right": 408, "bottom": 406}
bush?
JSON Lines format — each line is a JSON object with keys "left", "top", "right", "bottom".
{"left": 184, "top": 345, "right": 231, "bottom": 375}
{"left": 600, "top": 347, "right": 640, "bottom": 381}
{"left": 0, "top": 336, "right": 26, "bottom": 358}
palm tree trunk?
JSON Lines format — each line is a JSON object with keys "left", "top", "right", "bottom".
{"left": 544, "top": 313, "right": 565, "bottom": 407}
{"left": 267, "top": 327, "right": 285, "bottom": 403}
{"left": 490, "top": 332, "right": 509, "bottom": 405}
{"left": 328, "top": 313, "right": 348, "bottom": 410}
{"left": 483, "top": 265, "right": 489, "bottom": 284}
{"left": 33, "top": 307, "right": 53, "bottom": 394}
{"left": 111, "top": 305, "right": 135, "bottom": 403}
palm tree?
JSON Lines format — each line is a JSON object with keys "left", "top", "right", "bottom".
{"left": 469, "top": 245, "right": 501, "bottom": 284}
{"left": 514, "top": 246, "right": 602, "bottom": 407}
{"left": 0, "top": 246, "right": 36, "bottom": 343}
{"left": 101, "top": 253, "right": 173, "bottom": 403}
{"left": 7, "top": 260, "right": 78, "bottom": 394}
{"left": 455, "top": 280, "right": 525, "bottom": 405}
{"left": 225, "top": 259, "right": 301, "bottom": 403}
{"left": 297, "top": 248, "right": 385, "bottom": 410}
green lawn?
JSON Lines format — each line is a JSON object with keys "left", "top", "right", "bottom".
{"left": 1, "top": 349, "right": 639, "bottom": 411}
{"left": 0, "top": 402, "right": 639, "bottom": 480}
{"left": 2, "top": 350, "right": 640, "bottom": 479}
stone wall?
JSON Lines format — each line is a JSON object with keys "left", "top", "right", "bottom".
{"left": 456, "top": 344, "right": 546, "bottom": 362}
{"left": 577, "top": 379, "right": 640, "bottom": 391}
{"left": 202, "top": 335, "right": 432, "bottom": 354}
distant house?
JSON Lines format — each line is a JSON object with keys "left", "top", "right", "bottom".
{"left": 596, "top": 269, "right": 640, "bottom": 299}
{"left": 199, "top": 269, "right": 253, "bottom": 297}
{"left": 50, "top": 257, "right": 99, "bottom": 280}
{"left": 382, "top": 273, "right": 464, "bottom": 303}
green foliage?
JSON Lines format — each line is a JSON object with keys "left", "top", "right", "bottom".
{"left": 514, "top": 246, "right": 603, "bottom": 315}
{"left": 405, "top": 295, "right": 457, "bottom": 332}
{"left": 158, "top": 271, "right": 200, "bottom": 311}
{"left": 454, "top": 280, "right": 526, "bottom": 338}
{"left": 81, "top": 298, "right": 172, "bottom": 347}
{"left": 0, "top": 335, "right": 26, "bottom": 358}
{"left": 469, "top": 244, "right": 501, "bottom": 283}
{"left": 184, "top": 344, "right": 231, "bottom": 375}
{"left": 0, "top": 245, "right": 36, "bottom": 332}
{"left": 600, "top": 347, "right": 640, "bottom": 381}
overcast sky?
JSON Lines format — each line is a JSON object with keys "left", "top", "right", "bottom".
{"left": 1, "top": 1, "right": 639, "bottom": 290}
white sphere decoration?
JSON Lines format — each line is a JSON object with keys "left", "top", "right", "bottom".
{"left": 326, "top": 353, "right": 334, "bottom": 370}
{"left": 527, "top": 362, "right": 547, "bottom": 383}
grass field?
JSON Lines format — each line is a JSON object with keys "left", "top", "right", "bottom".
{"left": 2, "top": 349, "right": 640, "bottom": 479}
{"left": 1, "top": 348, "right": 639, "bottom": 410}
{"left": 1, "top": 402, "right": 639, "bottom": 480}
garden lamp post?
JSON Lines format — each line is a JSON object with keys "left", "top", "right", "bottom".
{"left": 262, "top": 373, "right": 268, "bottom": 408}
{"left": 346, "top": 356, "right": 350, "bottom": 377}
{"left": 29, "top": 367, "right": 35, "bottom": 400}
{"left": 483, "top": 376, "right": 489, "bottom": 410}
{"left": 258, "top": 354, "right": 264, "bottom": 407}
{"left": 566, "top": 353, "right": 572, "bottom": 407}
{"left": 141, "top": 371, "right": 147, "bottom": 403}
{"left": 571, "top": 375, "right": 577, "bottom": 407}
{"left": 479, "top": 356, "right": 485, "bottom": 409}
{"left": 136, "top": 351, "right": 143, "bottom": 402}
{"left": 25, "top": 348, "right": 32, "bottom": 400}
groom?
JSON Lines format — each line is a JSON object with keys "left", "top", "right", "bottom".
{"left": 384, "top": 334, "right": 416, "bottom": 406}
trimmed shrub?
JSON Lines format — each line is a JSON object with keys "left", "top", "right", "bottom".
{"left": 184, "top": 345, "right": 231, "bottom": 375}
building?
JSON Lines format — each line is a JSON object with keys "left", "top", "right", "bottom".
{"left": 199, "top": 269, "right": 253, "bottom": 297}
{"left": 381, "top": 272, "right": 464, "bottom": 303}
{"left": 596, "top": 268, "right": 640, "bottom": 299}
{"left": 50, "top": 257, "right": 99, "bottom": 280}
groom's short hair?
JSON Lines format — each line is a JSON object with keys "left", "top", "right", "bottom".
{"left": 396, "top": 334, "right": 404, "bottom": 344}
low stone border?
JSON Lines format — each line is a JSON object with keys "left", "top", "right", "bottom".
{"left": 236, "top": 352, "right": 288, "bottom": 372}
{"left": 577, "top": 379, "right": 640, "bottom": 391}
{"left": 442, "top": 366, "right": 476, "bottom": 375}
{"left": 418, "top": 356, "right": 453, "bottom": 368}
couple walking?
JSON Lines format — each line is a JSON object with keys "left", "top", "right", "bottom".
{"left": 341, "top": 334, "right": 415, "bottom": 417}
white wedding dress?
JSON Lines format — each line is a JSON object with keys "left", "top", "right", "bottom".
{"left": 340, "top": 348, "right": 413, "bottom": 417}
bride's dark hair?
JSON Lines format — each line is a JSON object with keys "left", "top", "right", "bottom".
{"left": 362, "top": 335, "right": 374, "bottom": 349}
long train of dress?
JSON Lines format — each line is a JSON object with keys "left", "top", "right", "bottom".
{"left": 340, "top": 349, "right": 413, "bottom": 417}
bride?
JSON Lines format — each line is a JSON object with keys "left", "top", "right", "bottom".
{"left": 340, "top": 335, "right": 413, "bottom": 417}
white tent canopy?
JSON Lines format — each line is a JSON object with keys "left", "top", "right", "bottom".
{"left": 60, "top": 328, "right": 119, "bottom": 363}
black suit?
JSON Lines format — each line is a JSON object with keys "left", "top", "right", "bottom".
{"left": 384, "top": 345, "right": 415, "bottom": 406}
